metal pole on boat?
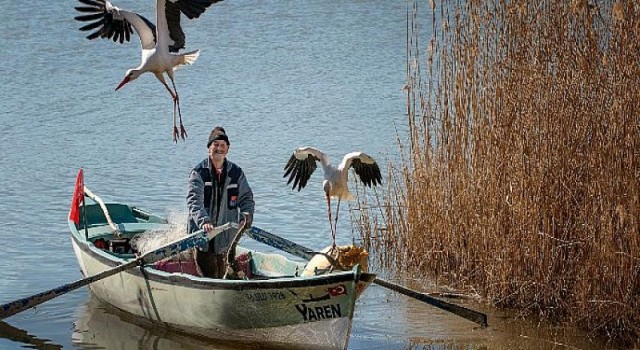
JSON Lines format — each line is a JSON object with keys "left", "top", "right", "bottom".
{"left": 83, "top": 186, "right": 121, "bottom": 236}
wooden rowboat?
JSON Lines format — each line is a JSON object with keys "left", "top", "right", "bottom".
{"left": 69, "top": 193, "right": 375, "bottom": 350}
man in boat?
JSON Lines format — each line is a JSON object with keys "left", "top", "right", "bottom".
{"left": 187, "top": 126, "right": 255, "bottom": 278}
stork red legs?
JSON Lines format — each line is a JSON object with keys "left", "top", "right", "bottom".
{"left": 74, "top": 0, "right": 222, "bottom": 142}
{"left": 284, "top": 147, "right": 383, "bottom": 248}
{"left": 160, "top": 75, "right": 187, "bottom": 140}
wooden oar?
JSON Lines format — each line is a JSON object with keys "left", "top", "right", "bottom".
{"left": 246, "top": 226, "right": 488, "bottom": 327}
{"left": 0, "top": 223, "right": 231, "bottom": 320}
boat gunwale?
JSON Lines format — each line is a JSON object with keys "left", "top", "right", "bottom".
{"left": 70, "top": 222, "right": 376, "bottom": 291}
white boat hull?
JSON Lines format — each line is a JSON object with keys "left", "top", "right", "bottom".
{"left": 71, "top": 235, "right": 373, "bottom": 350}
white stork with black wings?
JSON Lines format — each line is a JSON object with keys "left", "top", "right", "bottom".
{"left": 74, "top": 0, "right": 222, "bottom": 142}
{"left": 284, "top": 147, "right": 382, "bottom": 247}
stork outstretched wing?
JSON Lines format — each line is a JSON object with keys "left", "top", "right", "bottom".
{"left": 283, "top": 147, "right": 328, "bottom": 191}
{"left": 339, "top": 152, "right": 382, "bottom": 188}
{"left": 75, "top": 0, "right": 156, "bottom": 49}
{"left": 165, "top": 0, "right": 224, "bottom": 51}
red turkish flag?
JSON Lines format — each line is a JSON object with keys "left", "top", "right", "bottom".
{"left": 328, "top": 284, "right": 347, "bottom": 297}
{"left": 69, "top": 168, "right": 84, "bottom": 225}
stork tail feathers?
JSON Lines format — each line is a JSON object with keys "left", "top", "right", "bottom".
{"left": 179, "top": 49, "right": 200, "bottom": 66}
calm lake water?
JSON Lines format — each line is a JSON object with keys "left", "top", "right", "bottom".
{"left": 0, "top": 0, "right": 616, "bottom": 349}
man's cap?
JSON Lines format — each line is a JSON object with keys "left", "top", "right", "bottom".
{"left": 207, "top": 126, "right": 230, "bottom": 147}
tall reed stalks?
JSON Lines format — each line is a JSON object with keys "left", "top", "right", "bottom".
{"left": 356, "top": 0, "right": 640, "bottom": 345}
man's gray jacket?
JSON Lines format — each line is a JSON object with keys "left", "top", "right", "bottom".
{"left": 187, "top": 157, "right": 254, "bottom": 254}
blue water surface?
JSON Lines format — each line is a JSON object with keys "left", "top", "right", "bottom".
{"left": 0, "top": 1, "right": 610, "bottom": 349}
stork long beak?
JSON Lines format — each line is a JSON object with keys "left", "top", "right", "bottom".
{"left": 115, "top": 76, "right": 131, "bottom": 91}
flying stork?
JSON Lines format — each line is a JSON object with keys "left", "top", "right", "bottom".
{"left": 74, "top": 0, "right": 223, "bottom": 142}
{"left": 283, "top": 147, "right": 383, "bottom": 247}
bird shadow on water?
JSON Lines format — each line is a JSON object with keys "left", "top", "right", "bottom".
{"left": 0, "top": 321, "right": 63, "bottom": 350}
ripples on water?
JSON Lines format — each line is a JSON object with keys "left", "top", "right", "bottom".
{"left": 0, "top": 0, "right": 616, "bottom": 349}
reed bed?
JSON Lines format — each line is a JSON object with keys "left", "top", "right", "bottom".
{"left": 355, "top": 0, "right": 640, "bottom": 345}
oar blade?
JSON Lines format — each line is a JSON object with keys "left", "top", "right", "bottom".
{"left": 373, "top": 278, "right": 488, "bottom": 327}
{"left": 247, "top": 226, "right": 489, "bottom": 327}
{"left": 0, "top": 225, "right": 227, "bottom": 320}
{"left": 0, "top": 260, "right": 137, "bottom": 320}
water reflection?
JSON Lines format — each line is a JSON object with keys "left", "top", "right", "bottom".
{"left": 72, "top": 296, "right": 266, "bottom": 350}
{"left": 0, "top": 321, "right": 63, "bottom": 350}
{"left": 351, "top": 278, "right": 617, "bottom": 350}
{"left": 4, "top": 285, "right": 615, "bottom": 350}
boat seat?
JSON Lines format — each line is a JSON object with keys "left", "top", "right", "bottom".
{"left": 84, "top": 222, "right": 169, "bottom": 239}
{"left": 249, "top": 251, "right": 305, "bottom": 277}
{"left": 116, "top": 222, "right": 168, "bottom": 233}
{"left": 80, "top": 203, "right": 138, "bottom": 227}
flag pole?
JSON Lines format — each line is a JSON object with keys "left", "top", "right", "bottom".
{"left": 82, "top": 187, "right": 88, "bottom": 240}
{"left": 79, "top": 168, "right": 89, "bottom": 240}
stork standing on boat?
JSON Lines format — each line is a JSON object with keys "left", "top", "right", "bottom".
{"left": 74, "top": 0, "right": 222, "bottom": 142}
{"left": 284, "top": 147, "right": 382, "bottom": 247}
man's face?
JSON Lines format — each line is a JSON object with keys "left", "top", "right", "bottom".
{"left": 208, "top": 140, "right": 229, "bottom": 162}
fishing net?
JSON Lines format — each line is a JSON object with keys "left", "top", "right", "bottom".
{"left": 129, "top": 211, "right": 189, "bottom": 255}
{"left": 129, "top": 211, "right": 201, "bottom": 276}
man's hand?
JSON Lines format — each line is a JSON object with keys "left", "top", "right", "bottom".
{"left": 203, "top": 222, "right": 215, "bottom": 233}
{"left": 240, "top": 212, "right": 253, "bottom": 228}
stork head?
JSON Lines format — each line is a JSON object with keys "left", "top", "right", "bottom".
{"left": 115, "top": 69, "right": 141, "bottom": 91}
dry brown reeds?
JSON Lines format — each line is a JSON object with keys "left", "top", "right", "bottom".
{"left": 355, "top": 0, "right": 640, "bottom": 346}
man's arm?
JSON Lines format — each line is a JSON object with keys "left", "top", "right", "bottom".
{"left": 187, "top": 170, "right": 211, "bottom": 229}
{"left": 237, "top": 171, "right": 255, "bottom": 226}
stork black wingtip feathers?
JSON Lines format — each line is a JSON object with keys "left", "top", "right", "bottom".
{"left": 75, "top": 13, "right": 105, "bottom": 22}
{"left": 375, "top": 167, "right": 382, "bottom": 185}
{"left": 86, "top": 30, "right": 102, "bottom": 40}
{"left": 77, "top": 0, "right": 104, "bottom": 7}
{"left": 286, "top": 167, "right": 298, "bottom": 190}
{"left": 178, "top": 0, "right": 224, "bottom": 20}
{"left": 292, "top": 160, "right": 304, "bottom": 191}
{"left": 79, "top": 19, "right": 104, "bottom": 31}
{"left": 283, "top": 150, "right": 321, "bottom": 192}
{"left": 299, "top": 161, "right": 309, "bottom": 189}
{"left": 75, "top": 6, "right": 101, "bottom": 13}
{"left": 283, "top": 154, "right": 296, "bottom": 179}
